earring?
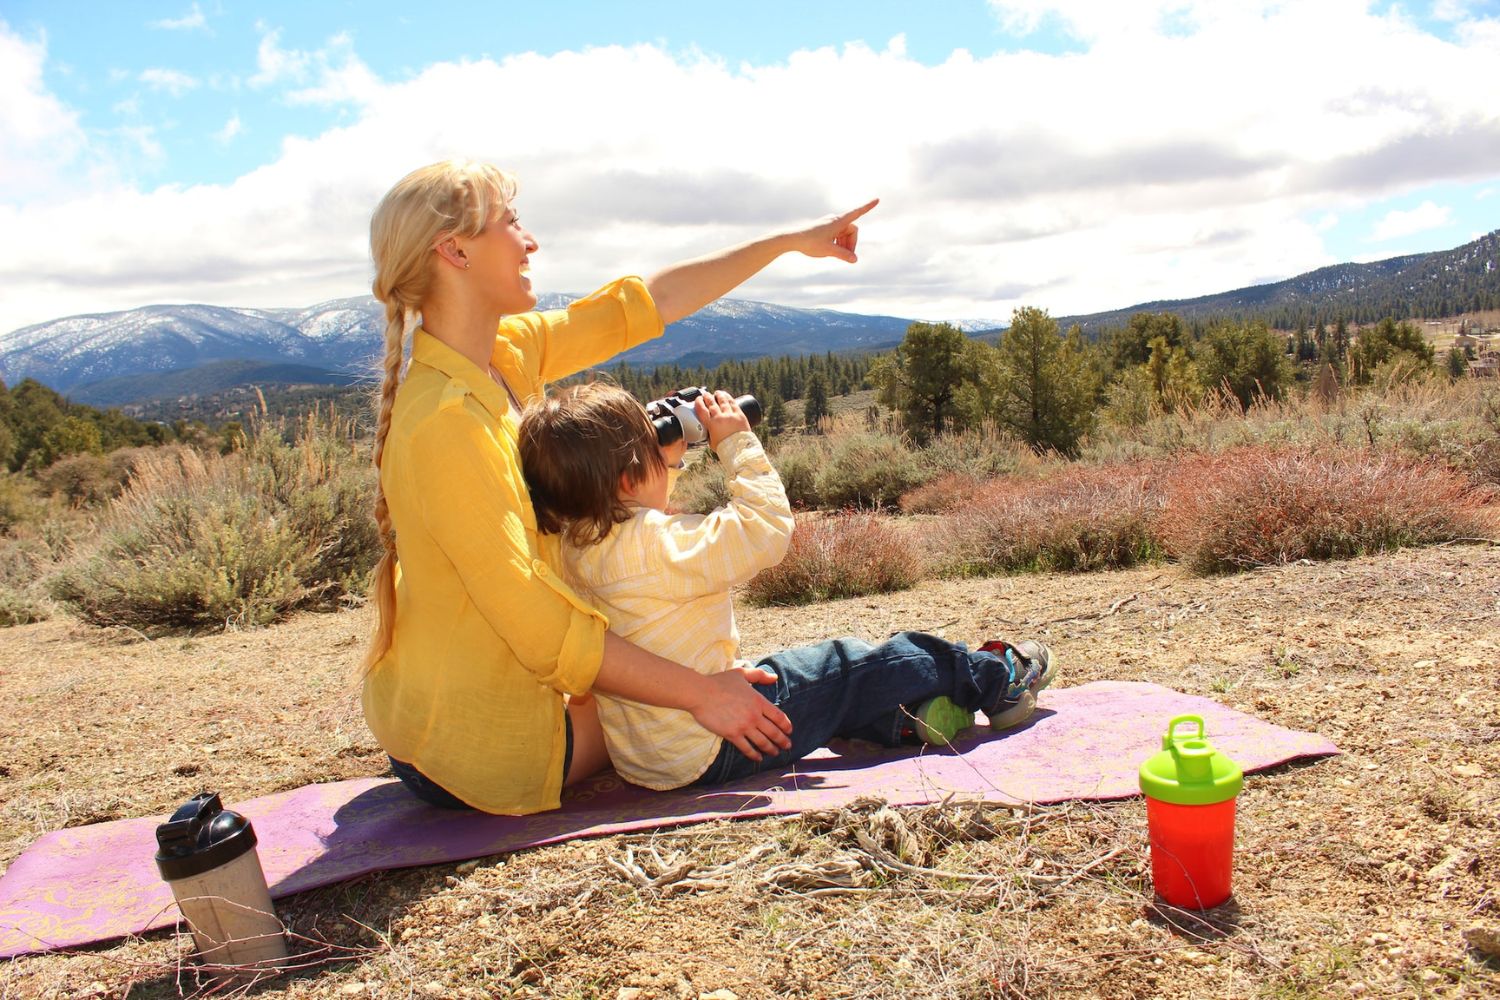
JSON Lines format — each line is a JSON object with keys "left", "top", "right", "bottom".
{"left": 464, "top": 261, "right": 471, "bottom": 270}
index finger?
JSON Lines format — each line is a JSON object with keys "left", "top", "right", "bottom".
{"left": 836, "top": 198, "right": 880, "bottom": 225}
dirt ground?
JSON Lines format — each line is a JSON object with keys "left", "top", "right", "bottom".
{"left": 1, "top": 543, "right": 1497, "bottom": 999}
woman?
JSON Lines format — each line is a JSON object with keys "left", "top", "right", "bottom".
{"left": 362, "top": 159, "right": 876, "bottom": 814}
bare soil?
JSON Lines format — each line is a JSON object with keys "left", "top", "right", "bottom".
{"left": 1, "top": 543, "right": 1497, "bottom": 999}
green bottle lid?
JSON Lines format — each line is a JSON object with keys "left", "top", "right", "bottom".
{"left": 1138, "top": 715, "right": 1244, "bottom": 805}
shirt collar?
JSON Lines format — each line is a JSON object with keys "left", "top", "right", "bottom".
{"left": 409, "top": 327, "right": 510, "bottom": 424}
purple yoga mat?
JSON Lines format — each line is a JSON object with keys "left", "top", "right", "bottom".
{"left": 0, "top": 681, "right": 1336, "bottom": 959}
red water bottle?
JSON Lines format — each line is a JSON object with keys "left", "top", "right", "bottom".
{"left": 1138, "top": 714, "right": 1244, "bottom": 909}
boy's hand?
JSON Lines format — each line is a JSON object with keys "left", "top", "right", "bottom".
{"left": 696, "top": 390, "right": 752, "bottom": 450}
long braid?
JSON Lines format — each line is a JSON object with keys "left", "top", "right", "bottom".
{"left": 359, "top": 298, "right": 410, "bottom": 676}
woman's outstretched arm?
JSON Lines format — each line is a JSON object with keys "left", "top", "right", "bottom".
{"left": 593, "top": 632, "right": 794, "bottom": 762}
{"left": 645, "top": 199, "right": 879, "bottom": 326}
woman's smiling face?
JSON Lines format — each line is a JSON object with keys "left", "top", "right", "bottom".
{"left": 468, "top": 206, "right": 539, "bottom": 315}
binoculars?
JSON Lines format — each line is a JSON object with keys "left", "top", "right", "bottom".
{"left": 646, "top": 387, "right": 762, "bottom": 446}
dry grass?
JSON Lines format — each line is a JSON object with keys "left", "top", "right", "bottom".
{"left": 1, "top": 544, "right": 1497, "bottom": 998}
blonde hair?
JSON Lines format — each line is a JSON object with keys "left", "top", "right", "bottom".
{"left": 362, "top": 160, "right": 519, "bottom": 676}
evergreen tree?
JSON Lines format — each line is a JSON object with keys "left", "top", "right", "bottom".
{"left": 869, "top": 321, "right": 973, "bottom": 443}
{"left": 983, "top": 307, "right": 1097, "bottom": 456}
{"left": 1195, "top": 320, "right": 1294, "bottom": 408}
{"left": 802, "top": 370, "right": 831, "bottom": 432}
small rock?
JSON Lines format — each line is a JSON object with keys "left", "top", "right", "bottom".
{"left": 455, "top": 859, "right": 481, "bottom": 874}
{"left": 1413, "top": 659, "right": 1437, "bottom": 670}
{"left": 699, "top": 992, "right": 738, "bottom": 1000}
{"left": 422, "top": 983, "right": 447, "bottom": 997}
{"left": 617, "top": 990, "right": 644, "bottom": 1000}
{"left": 1453, "top": 763, "right": 1485, "bottom": 778}
{"left": 341, "top": 985, "right": 366, "bottom": 997}
{"left": 1464, "top": 925, "right": 1500, "bottom": 958}
{"left": 1418, "top": 969, "right": 1443, "bottom": 985}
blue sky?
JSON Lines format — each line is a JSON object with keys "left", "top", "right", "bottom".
{"left": 1, "top": 1, "right": 1498, "bottom": 333}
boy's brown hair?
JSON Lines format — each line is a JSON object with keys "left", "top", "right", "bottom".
{"left": 519, "top": 382, "right": 667, "bottom": 547}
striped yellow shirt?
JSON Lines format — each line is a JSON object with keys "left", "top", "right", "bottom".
{"left": 558, "top": 431, "right": 794, "bottom": 789}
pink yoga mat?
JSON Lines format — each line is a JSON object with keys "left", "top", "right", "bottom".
{"left": 0, "top": 682, "right": 1337, "bottom": 959}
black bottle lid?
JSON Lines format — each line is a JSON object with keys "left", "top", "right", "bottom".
{"left": 154, "top": 792, "right": 259, "bottom": 881}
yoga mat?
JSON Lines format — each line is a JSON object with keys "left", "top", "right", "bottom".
{"left": 0, "top": 681, "right": 1337, "bottom": 959}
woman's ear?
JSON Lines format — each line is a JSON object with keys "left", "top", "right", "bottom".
{"left": 433, "top": 235, "right": 468, "bottom": 271}
{"left": 617, "top": 470, "right": 639, "bottom": 502}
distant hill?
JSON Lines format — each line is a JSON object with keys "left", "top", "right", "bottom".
{"left": 0, "top": 293, "right": 912, "bottom": 402}
{"left": 1060, "top": 229, "right": 1500, "bottom": 333}
{"left": 3, "top": 228, "right": 1497, "bottom": 405}
{"left": 70, "top": 359, "right": 358, "bottom": 407}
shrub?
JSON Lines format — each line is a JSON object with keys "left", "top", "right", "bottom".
{"left": 744, "top": 512, "right": 923, "bottom": 606}
{"left": 1157, "top": 445, "right": 1496, "bottom": 574}
{"left": 899, "top": 471, "right": 985, "bottom": 515}
{"left": 51, "top": 411, "right": 378, "bottom": 632}
{"left": 0, "top": 534, "right": 59, "bottom": 626}
{"left": 916, "top": 422, "right": 1038, "bottom": 480}
{"left": 769, "top": 435, "right": 829, "bottom": 508}
{"left": 668, "top": 451, "right": 730, "bottom": 515}
{"left": 926, "top": 463, "right": 1165, "bottom": 576}
{"left": 815, "top": 431, "right": 924, "bottom": 510}
{"left": 0, "top": 472, "right": 41, "bottom": 535}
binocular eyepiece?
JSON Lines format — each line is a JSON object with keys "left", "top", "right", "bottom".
{"left": 646, "top": 387, "right": 762, "bottom": 447}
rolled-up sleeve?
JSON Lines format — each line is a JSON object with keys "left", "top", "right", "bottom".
{"left": 501, "top": 277, "right": 665, "bottom": 385}
{"left": 409, "top": 402, "right": 606, "bottom": 695}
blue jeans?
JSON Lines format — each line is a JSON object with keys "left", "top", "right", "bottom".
{"left": 691, "top": 631, "right": 1011, "bottom": 787}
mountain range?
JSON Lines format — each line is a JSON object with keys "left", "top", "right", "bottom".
{"left": 3, "top": 228, "right": 1496, "bottom": 406}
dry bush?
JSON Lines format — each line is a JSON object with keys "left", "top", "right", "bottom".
{"left": 664, "top": 450, "right": 731, "bottom": 515}
{"left": 899, "top": 470, "right": 987, "bottom": 514}
{"left": 744, "top": 512, "right": 923, "bottom": 606}
{"left": 926, "top": 463, "right": 1165, "bottom": 577}
{"left": 50, "top": 410, "right": 378, "bottom": 631}
{"left": 814, "top": 431, "right": 925, "bottom": 510}
{"left": 1157, "top": 445, "right": 1496, "bottom": 574}
{"left": 768, "top": 434, "right": 829, "bottom": 508}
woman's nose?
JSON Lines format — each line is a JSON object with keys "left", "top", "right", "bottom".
{"left": 524, "top": 228, "right": 539, "bottom": 253}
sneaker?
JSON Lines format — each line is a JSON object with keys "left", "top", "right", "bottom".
{"left": 910, "top": 695, "right": 976, "bottom": 746}
{"left": 979, "top": 639, "right": 1057, "bottom": 731}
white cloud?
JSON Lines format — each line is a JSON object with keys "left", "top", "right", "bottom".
{"left": 285, "top": 33, "right": 382, "bottom": 107}
{"left": 214, "top": 113, "right": 242, "bottom": 144}
{"left": 2, "top": 4, "right": 1499, "bottom": 335}
{"left": 1371, "top": 201, "right": 1453, "bottom": 241}
{"left": 249, "top": 27, "right": 311, "bottom": 88}
{"left": 150, "top": 3, "right": 208, "bottom": 32}
{"left": 0, "top": 23, "right": 86, "bottom": 195}
{"left": 139, "top": 67, "right": 199, "bottom": 96}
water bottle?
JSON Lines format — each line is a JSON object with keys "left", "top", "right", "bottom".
{"left": 155, "top": 792, "right": 288, "bottom": 981}
{"left": 1138, "top": 715, "right": 1244, "bottom": 909}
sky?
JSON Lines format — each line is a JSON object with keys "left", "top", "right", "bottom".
{"left": 1, "top": 0, "right": 1498, "bottom": 335}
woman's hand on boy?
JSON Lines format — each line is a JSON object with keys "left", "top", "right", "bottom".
{"left": 696, "top": 390, "right": 752, "bottom": 450}
{"left": 689, "top": 668, "right": 793, "bottom": 762}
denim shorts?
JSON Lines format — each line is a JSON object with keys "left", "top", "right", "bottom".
{"left": 389, "top": 713, "right": 573, "bottom": 810}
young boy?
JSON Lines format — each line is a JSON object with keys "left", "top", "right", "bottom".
{"left": 518, "top": 382, "right": 1056, "bottom": 790}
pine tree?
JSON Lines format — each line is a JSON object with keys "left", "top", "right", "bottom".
{"left": 801, "top": 371, "right": 830, "bottom": 432}
{"left": 868, "top": 322, "right": 973, "bottom": 443}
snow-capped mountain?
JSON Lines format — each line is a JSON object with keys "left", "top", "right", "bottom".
{"left": 0, "top": 294, "right": 915, "bottom": 399}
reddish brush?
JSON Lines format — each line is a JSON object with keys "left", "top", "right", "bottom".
{"left": 1157, "top": 445, "right": 1496, "bottom": 574}
{"left": 928, "top": 462, "right": 1165, "bottom": 575}
{"left": 745, "top": 512, "right": 923, "bottom": 606}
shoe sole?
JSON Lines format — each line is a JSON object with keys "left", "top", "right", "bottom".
{"left": 914, "top": 696, "right": 976, "bottom": 745}
{"left": 988, "top": 647, "right": 1058, "bottom": 732}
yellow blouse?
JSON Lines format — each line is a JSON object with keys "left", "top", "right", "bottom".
{"left": 361, "top": 277, "right": 664, "bottom": 814}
